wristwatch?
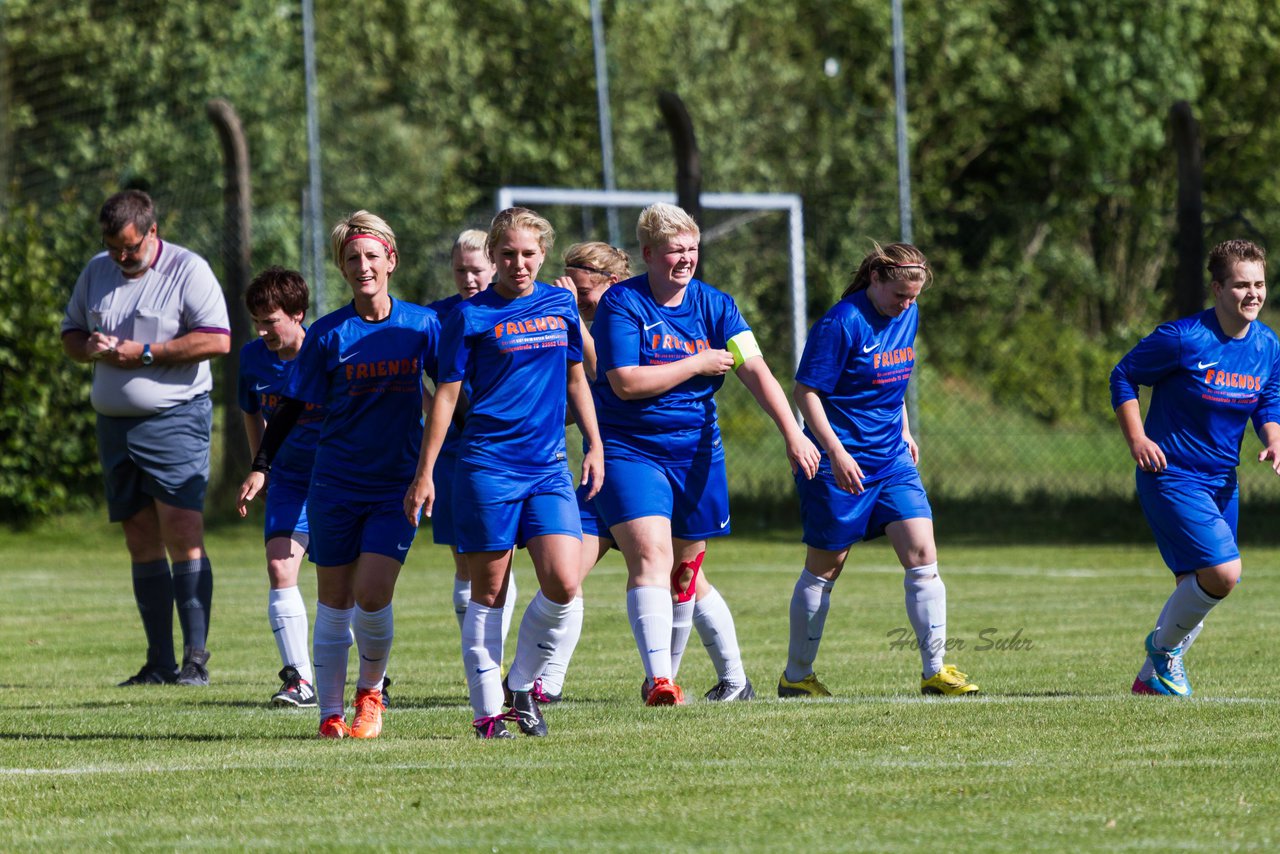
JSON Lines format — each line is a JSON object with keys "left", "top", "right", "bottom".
{"left": 141, "top": 344, "right": 154, "bottom": 366}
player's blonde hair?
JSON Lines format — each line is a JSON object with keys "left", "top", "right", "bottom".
{"left": 564, "top": 241, "right": 631, "bottom": 280}
{"left": 636, "top": 202, "right": 700, "bottom": 249}
{"left": 843, "top": 242, "right": 932, "bottom": 298}
{"left": 488, "top": 207, "right": 555, "bottom": 256}
{"left": 330, "top": 210, "right": 398, "bottom": 270}
{"left": 452, "top": 228, "right": 489, "bottom": 256}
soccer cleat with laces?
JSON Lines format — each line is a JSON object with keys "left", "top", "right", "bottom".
{"left": 350, "top": 687, "right": 384, "bottom": 738}
{"left": 644, "top": 677, "right": 685, "bottom": 706}
{"left": 511, "top": 690, "right": 548, "bottom": 736}
{"left": 318, "top": 715, "right": 351, "bottom": 739}
{"left": 704, "top": 678, "right": 756, "bottom": 702}
{"left": 531, "top": 677, "right": 561, "bottom": 705}
{"left": 118, "top": 663, "right": 179, "bottom": 686}
{"left": 380, "top": 675, "right": 392, "bottom": 709}
{"left": 921, "top": 664, "right": 980, "bottom": 696}
{"left": 272, "top": 665, "right": 317, "bottom": 708}
{"left": 1143, "top": 632, "right": 1191, "bottom": 697}
{"left": 473, "top": 710, "right": 518, "bottom": 739}
{"left": 777, "top": 671, "right": 832, "bottom": 698}
{"left": 176, "top": 646, "right": 210, "bottom": 686}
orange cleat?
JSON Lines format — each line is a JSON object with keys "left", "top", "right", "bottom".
{"left": 645, "top": 677, "right": 686, "bottom": 706}
{"left": 318, "top": 714, "right": 351, "bottom": 739}
{"left": 350, "top": 688, "right": 384, "bottom": 738}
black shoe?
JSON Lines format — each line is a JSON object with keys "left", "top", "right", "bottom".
{"left": 511, "top": 690, "right": 547, "bottom": 737}
{"left": 704, "top": 677, "right": 756, "bottom": 702}
{"left": 531, "top": 677, "right": 561, "bottom": 704}
{"left": 473, "top": 713, "right": 517, "bottom": 739}
{"left": 271, "top": 666, "right": 317, "bottom": 708}
{"left": 380, "top": 675, "right": 392, "bottom": 709}
{"left": 177, "top": 647, "right": 210, "bottom": 686}
{"left": 118, "top": 663, "right": 178, "bottom": 686}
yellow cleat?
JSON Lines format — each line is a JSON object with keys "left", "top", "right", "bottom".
{"left": 921, "top": 664, "right": 980, "bottom": 696}
{"left": 777, "top": 671, "right": 832, "bottom": 698}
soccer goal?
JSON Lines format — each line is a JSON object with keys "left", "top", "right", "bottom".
{"left": 496, "top": 187, "right": 807, "bottom": 374}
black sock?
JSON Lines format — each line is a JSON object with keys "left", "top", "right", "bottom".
{"left": 173, "top": 557, "right": 213, "bottom": 652}
{"left": 131, "top": 559, "right": 176, "bottom": 670}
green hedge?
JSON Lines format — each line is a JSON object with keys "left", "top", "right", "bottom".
{"left": 0, "top": 202, "right": 99, "bottom": 522}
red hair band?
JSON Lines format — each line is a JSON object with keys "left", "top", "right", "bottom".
{"left": 342, "top": 232, "right": 395, "bottom": 256}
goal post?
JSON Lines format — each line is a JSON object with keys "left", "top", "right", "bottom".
{"left": 496, "top": 187, "right": 807, "bottom": 375}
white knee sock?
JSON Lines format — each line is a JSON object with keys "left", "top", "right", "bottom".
{"left": 670, "top": 598, "right": 695, "bottom": 678}
{"left": 785, "top": 569, "right": 834, "bottom": 683}
{"left": 452, "top": 577, "right": 470, "bottom": 630}
{"left": 352, "top": 603, "right": 393, "bottom": 692}
{"left": 627, "top": 586, "right": 673, "bottom": 680}
{"left": 694, "top": 588, "right": 746, "bottom": 686}
{"left": 268, "top": 586, "right": 312, "bottom": 683}
{"left": 1153, "top": 578, "right": 1221, "bottom": 651}
{"left": 462, "top": 601, "right": 506, "bottom": 718}
{"left": 508, "top": 592, "right": 578, "bottom": 691}
{"left": 313, "top": 603, "right": 354, "bottom": 719}
{"left": 904, "top": 563, "right": 946, "bottom": 678}
{"left": 536, "top": 595, "right": 584, "bottom": 696}
{"left": 501, "top": 570, "right": 518, "bottom": 646}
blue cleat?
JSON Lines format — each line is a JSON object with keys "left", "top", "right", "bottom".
{"left": 1143, "top": 632, "right": 1192, "bottom": 697}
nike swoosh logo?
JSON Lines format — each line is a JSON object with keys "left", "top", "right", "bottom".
{"left": 474, "top": 665, "right": 498, "bottom": 675}
{"left": 397, "top": 543, "right": 411, "bottom": 552}
{"left": 338, "top": 350, "right": 361, "bottom": 363}
{"left": 537, "top": 642, "right": 555, "bottom": 651}
{"left": 646, "top": 648, "right": 667, "bottom": 654}
{"left": 719, "top": 517, "right": 730, "bottom": 529}
{"left": 272, "top": 626, "right": 286, "bottom": 634}
{"left": 863, "top": 342, "right": 882, "bottom": 353}
{"left": 643, "top": 321, "right": 663, "bottom": 331}
{"left": 1154, "top": 673, "right": 1189, "bottom": 695}
{"left": 255, "top": 383, "right": 272, "bottom": 391}
{"left": 359, "top": 655, "right": 382, "bottom": 662}
{"left": 929, "top": 623, "right": 945, "bottom": 629}
{"left": 1197, "top": 360, "right": 1219, "bottom": 369}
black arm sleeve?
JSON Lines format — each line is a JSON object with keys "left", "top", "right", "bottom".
{"left": 251, "top": 398, "right": 305, "bottom": 473}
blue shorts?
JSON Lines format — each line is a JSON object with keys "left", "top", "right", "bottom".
{"left": 306, "top": 492, "right": 419, "bottom": 567}
{"left": 797, "top": 459, "right": 932, "bottom": 551}
{"left": 1136, "top": 470, "right": 1239, "bottom": 574}
{"left": 264, "top": 471, "right": 309, "bottom": 543}
{"left": 454, "top": 463, "right": 581, "bottom": 553}
{"left": 577, "top": 483, "right": 613, "bottom": 540}
{"left": 431, "top": 451, "right": 459, "bottom": 547}
{"left": 595, "top": 449, "right": 731, "bottom": 541}
{"left": 96, "top": 394, "right": 212, "bottom": 522}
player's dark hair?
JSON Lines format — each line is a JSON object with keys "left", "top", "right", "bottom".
{"left": 99, "top": 189, "right": 156, "bottom": 236}
{"left": 843, "top": 242, "right": 933, "bottom": 298}
{"left": 1207, "top": 239, "right": 1266, "bottom": 283}
{"left": 246, "top": 266, "right": 310, "bottom": 318}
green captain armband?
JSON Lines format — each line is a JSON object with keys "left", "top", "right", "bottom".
{"left": 727, "top": 330, "right": 762, "bottom": 369}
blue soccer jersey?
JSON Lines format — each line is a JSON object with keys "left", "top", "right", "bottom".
{"left": 427, "top": 293, "right": 469, "bottom": 458}
{"left": 237, "top": 337, "right": 324, "bottom": 484}
{"left": 285, "top": 298, "right": 440, "bottom": 500}
{"left": 592, "top": 275, "right": 751, "bottom": 458}
{"left": 438, "top": 282, "right": 582, "bottom": 471}
{"left": 1110, "top": 309, "right": 1280, "bottom": 477}
{"left": 795, "top": 290, "right": 917, "bottom": 479}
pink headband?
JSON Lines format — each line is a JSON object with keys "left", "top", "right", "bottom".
{"left": 342, "top": 232, "right": 395, "bottom": 256}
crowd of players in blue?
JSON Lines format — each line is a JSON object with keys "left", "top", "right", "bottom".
{"left": 233, "top": 202, "right": 1280, "bottom": 739}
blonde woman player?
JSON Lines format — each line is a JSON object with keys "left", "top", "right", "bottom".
{"left": 406, "top": 208, "right": 603, "bottom": 739}
{"left": 239, "top": 211, "right": 440, "bottom": 738}
{"left": 590, "top": 204, "right": 820, "bottom": 705}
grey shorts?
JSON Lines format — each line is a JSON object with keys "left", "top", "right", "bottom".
{"left": 96, "top": 394, "right": 212, "bottom": 522}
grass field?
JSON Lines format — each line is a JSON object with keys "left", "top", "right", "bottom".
{"left": 2, "top": 514, "right": 1279, "bottom": 851}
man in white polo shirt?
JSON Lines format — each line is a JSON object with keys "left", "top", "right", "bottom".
{"left": 61, "top": 190, "right": 231, "bottom": 687}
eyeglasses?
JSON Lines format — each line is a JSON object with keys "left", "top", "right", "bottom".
{"left": 566, "top": 263, "right": 609, "bottom": 276}
{"left": 102, "top": 230, "right": 151, "bottom": 257}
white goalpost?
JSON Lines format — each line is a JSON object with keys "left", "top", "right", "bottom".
{"left": 496, "top": 187, "right": 808, "bottom": 374}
